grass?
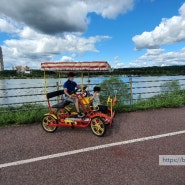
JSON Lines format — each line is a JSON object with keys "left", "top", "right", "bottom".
{"left": 0, "top": 90, "right": 185, "bottom": 127}
{"left": 0, "top": 104, "right": 48, "bottom": 127}
{"left": 116, "top": 90, "right": 185, "bottom": 112}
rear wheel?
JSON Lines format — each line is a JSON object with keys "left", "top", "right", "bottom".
{"left": 90, "top": 117, "right": 106, "bottom": 137}
{"left": 42, "top": 115, "right": 58, "bottom": 133}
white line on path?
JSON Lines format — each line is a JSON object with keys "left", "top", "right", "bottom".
{"left": 1, "top": 130, "right": 185, "bottom": 169}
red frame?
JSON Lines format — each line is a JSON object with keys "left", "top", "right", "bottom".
{"left": 46, "top": 91, "right": 115, "bottom": 128}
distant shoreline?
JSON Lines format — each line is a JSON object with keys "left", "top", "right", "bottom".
{"left": 1, "top": 65, "right": 185, "bottom": 79}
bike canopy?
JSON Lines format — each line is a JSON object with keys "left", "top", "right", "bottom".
{"left": 41, "top": 61, "right": 112, "bottom": 72}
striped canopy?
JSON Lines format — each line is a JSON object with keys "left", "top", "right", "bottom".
{"left": 41, "top": 61, "right": 112, "bottom": 72}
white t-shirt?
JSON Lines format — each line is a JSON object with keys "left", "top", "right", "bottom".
{"left": 92, "top": 94, "right": 100, "bottom": 108}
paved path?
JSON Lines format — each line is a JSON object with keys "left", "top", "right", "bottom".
{"left": 0, "top": 107, "right": 185, "bottom": 185}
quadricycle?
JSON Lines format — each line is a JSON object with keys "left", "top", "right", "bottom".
{"left": 41, "top": 61, "right": 116, "bottom": 137}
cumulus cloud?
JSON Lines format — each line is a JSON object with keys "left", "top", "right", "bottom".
{"left": 130, "top": 48, "right": 185, "bottom": 67}
{"left": 0, "top": 0, "right": 88, "bottom": 34}
{"left": 1, "top": 22, "right": 111, "bottom": 68}
{"left": 87, "top": 0, "right": 134, "bottom": 19}
{"left": 132, "top": 3, "right": 185, "bottom": 50}
{"left": 113, "top": 47, "right": 185, "bottom": 68}
{"left": 4, "top": 30, "right": 110, "bottom": 55}
{"left": 0, "top": 16, "right": 20, "bottom": 33}
{"left": 60, "top": 56, "right": 74, "bottom": 62}
{"left": 0, "top": 0, "right": 134, "bottom": 34}
{"left": 0, "top": 9, "right": 111, "bottom": 69}
{"left": 0, "top": 0, "right": 134, "bottom": 68}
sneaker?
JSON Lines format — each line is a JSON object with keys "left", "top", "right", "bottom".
{"left": 77, "top": 112, "right": 84, "bottom": 118}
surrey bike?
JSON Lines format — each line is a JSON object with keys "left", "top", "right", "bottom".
{"left": 41, "top": 61, "right": 116, "bottom": 137}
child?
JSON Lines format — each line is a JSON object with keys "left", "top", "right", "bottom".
{"left": 90, "top": 86, "right": 108, "bottom": 113}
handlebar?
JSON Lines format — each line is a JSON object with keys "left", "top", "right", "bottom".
{"left": 74, "top": 85, "right": 87, "bottom": 93}
{"left": 71, "top": 86, "right": 90, "bottom": 98}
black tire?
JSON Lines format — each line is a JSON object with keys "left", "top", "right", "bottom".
{"left": 90, "top": 117, "right": 106, "bottom": 137}
{"left": 42, "top": 115, "right": 58, "bottom": 133}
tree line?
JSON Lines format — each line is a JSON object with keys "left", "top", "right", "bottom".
{"left": 113, "top": 65, "right": 185, "bottom": 76}
{"left": 0, "top": 65, "right": 185, "bottom": 78}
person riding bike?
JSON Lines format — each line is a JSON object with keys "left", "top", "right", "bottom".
{"left": 63, "top": 72, "right": 84, "bottom": 117}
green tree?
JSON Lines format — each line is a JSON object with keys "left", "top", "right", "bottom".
{"left": 99, "top": 76, "right": 129, "bottom": 105}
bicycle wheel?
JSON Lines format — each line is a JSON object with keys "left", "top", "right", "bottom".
{"left": 42, "top": 115, "right": 58, "bottom": 133}
{"left": 90, "top": 117, "right": 106, "bottom": 137}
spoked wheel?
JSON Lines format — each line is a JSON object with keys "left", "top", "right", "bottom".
{"left": 90, "top": 117, "right": 106, "bottom": 137}
{"left": 42, "top": 115, "right": 58, "bottom": 133}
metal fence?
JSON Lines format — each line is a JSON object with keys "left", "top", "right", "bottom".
{"left": 129, "top": 77, "right": 185, "bottom": 105}
{"left": 0, "top": 77, "right": 185, "bottom": 113}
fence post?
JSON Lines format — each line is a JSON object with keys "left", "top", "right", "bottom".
{"left": 56, "top": 82, "right": 60, "bottom": 103}
{"left": 129, "top": 77, "right": 133, "bottom": 107}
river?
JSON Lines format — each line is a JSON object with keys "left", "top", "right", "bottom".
{"left": 0, "top": 75, "right": 185, "bottom": 106}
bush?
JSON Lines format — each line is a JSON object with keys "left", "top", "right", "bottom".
{"left": 160, "top": 80, "right": 180, "bottom": 93}
{"left": 132, "top": 90, "right": 185, "bottom": 111}
{"left": 99, "top": 76, "right": 129, "bottom": 112}
{"left": 0, "top": 104, "right": 48, "bottom": 127}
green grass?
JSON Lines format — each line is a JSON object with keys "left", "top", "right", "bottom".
{"left": 0, "top": 104, "right": 48, "bottom": 127}
{"left": 116, "top": 90, "right": 185, "bottom": 112}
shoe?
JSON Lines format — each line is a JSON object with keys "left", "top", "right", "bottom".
{"left": 77, "top": 112, "right": 84, "bottom": 118}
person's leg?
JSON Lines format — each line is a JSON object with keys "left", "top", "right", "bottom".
{"left": 74, "top": 97, "right": 80, "bottom": 112}
{"left": 75, "top": 98, "right": 84, "bottom": 117}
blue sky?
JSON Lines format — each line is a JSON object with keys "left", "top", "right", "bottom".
{"left": 0, "top": 0, "right": 185, "bottom": 69}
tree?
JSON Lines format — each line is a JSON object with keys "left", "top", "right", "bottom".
{"left": 99, "top": 76, "right": 129, "bottom": 105}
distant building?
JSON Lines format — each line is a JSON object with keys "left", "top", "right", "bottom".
{"left": 13, "top": 66, "right": 30, "bottom": 73}
{"left": 0, "top": 46, "right": 4, "bottom": 71}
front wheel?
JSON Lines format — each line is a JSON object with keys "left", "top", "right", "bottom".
{"left": 90, "top": 117, "right": 106, "bottom": 137}
{"left": 42, "top": 115, "right": 58, "bottom": 133}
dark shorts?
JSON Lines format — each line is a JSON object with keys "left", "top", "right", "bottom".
{"left": 65, "top": 96, "right": 75, "bottom": 103}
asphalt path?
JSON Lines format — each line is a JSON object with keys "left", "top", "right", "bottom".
{"left": 0, "top": 107, "right": 185, "bottom": 185}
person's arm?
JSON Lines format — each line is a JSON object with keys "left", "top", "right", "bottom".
{"left": 90, "top": 92, "right": 97, "bottom": 101}
{"left": 90, "top": 94, "right": 94, "bottom": 101}
{"left": 64, "top": 88, "right": 72, "bottom": 98}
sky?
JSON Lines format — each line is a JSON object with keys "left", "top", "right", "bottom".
{"left": 0, "top": 0, "right": 185, "bottom": 69}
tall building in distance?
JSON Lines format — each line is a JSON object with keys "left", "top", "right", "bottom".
{"left": 0, "top": 46, "right": 4, "bottom": 71}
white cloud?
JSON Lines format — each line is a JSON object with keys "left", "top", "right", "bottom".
{"left": 87, "top": 0, "right": 134, "bottom": 19}
{"left": 0, "top": 16, "right": 20, "bottom": 33}
{"left": 1, "top": 24, "right": 111, "bottom": 68}
{"left": 0, "top": 0, "right": 135, "bottom": 69}
{"left": 0, "top": 0, "right": 134, "bottom": 34}
{"left": 132, "top": 48, "right": 185, "bottom": 67}
{"left": 0, "top": 0, "right": 131, "bottom": 69}
{"left": 60, "top": 56, "right": 74, "bottom": 62}
{"left": 0, "top": 0, "right": 88, "bottom": 34}
{"left": 114, "top": 47, "right": 185, "bottom": 68}
{"left": 132, "top": 3, "right": 185, "bottom": 50}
